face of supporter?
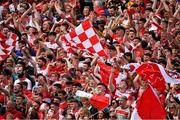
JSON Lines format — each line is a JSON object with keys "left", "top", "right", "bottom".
{"left": 108, "top": 8, "right": 115, "bottom": 17}
{"left": 28, "top": 27, "right": 36, "bottom": 35}
{"left": 83, "top": 7, "right": 90, "bottom": 17}
{"left": 0, "top": 74, "right": 5, "bottom": 83}
{"left": 50, "top": 104, "right": 58, "bottom": 112}
{"left": 6, "top": 101, "right": 15, "bottom": 112}
{"left": 140, "top": 79, "right": 148, "bottom": 88}
{"left": 128, "top": 31, "right": 135, "bottom": 40}
{"left": 16, "top": 64, "right": 24, "bottom": 74}
{"left": 175, "top": 33, "right": 180, "bottom": 41}
{"left": 80, "top": 98, "right": 90, "bottom": 107}
{"left": 138, "top": 20, "right": 144, "bottom": 28}
{"left": 119, "top": 97, "right": 127, "bottom": 107}
{"left": 16, "top": 96, "right": 23, "bottom": 105}
{"left": 65, "top": 5, "right": 72, "bottom": 13}
{"left": 115, "top": 29, "right": 124, "bottom": 37}
{"left": 116, "top": 81, "right": 127, "bottom": 91}
{"left": 98, "top": 111, "right": 104, "bottom": 119}
{"left": 19, "top": 6, "right": 26, "bottom": 14}
{"left": 78, "top": 108, "right": 86, "bottom": 118}
{"left": 58, "top": 93, "right": 66, "bottom": 101}
{"left": 133, "top": 38, "right": 140, "bottom": 46}
{"left": 48, "top": 35, "right": 56, "bottom": 42}
{"left": 144, "top": 10, "right": 151, "bottom": 18}
{"left": 69, "top": 102, "right": 78, "bottom": 110}
{"left": 13, "top": 84, "right": 22, "bottom": 93}
{"left": 143, "top": 55, "right": 151, "bottom": 62}
{"left": 32, "top": 94, "right": 42, "bottom": 102}
{"left": 42, "top": 21, "right": 50, "bottom": 31}
{"left": 32, "top": 102, "right": 40, "bottom": 111}
{"left": 95, "top": 85, "right": 106, "bottom": 95}
{"left": 50, "top": 73, "right": 58, "bottom": 81}
{"left": 37, "top": 59, "right": 45, "bottom": 68}
{"left": 54, "top": 26, "right": 61, "bottom": 34}
{"left": 2, "top": 27, "right": 9, "bottom": 36}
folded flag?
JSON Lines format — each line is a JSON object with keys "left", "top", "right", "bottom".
{"left": 131, "top": 85, "right": 166, "bottom": 120}
{"left": 75, "top": 90, "right": 109, "bottom": 110}
{"left": 0, "top": 33, "right": 18, "bottom": 61}
{"left": 64, "top": 20, "right": 106, "bottom": 56}
{"left": 136, "top": 63, "right": 180, "bottom": 92}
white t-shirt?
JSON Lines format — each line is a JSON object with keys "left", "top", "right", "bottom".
{"left": 14, "top": 78, "right": 32, "bottom": 90}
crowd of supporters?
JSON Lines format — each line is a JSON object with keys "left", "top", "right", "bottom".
{"left": 0, "top": 0, "right": 179, "bottom": 119}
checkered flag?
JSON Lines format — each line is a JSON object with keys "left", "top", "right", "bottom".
{"left": 64, "top": 20, "right": 106, "bottom": 56}
{"left": 0, "top": 33, "right": 18, "bottom": 61}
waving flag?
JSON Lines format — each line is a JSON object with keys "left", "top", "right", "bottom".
{"left": 131, "top": 85, "right": 166, "bottom": 120}
{"left": 64, "top": 20, "right": 106, "bottom": 56}
{"left": 75, "top": 90, "right": 110, "bottom": 110}
{"left": 97, "top": 61, "right": 128, "bottom": 86}
{"left": 136, "top": 63, "right": 180, "bottom": 92}
{"left": 0, "top": 33, "right": 18, "bottom": 61}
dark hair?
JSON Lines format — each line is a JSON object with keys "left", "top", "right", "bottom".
{"left": 124, "top": 52, "right": 132, "bottom": 60}
{"left": 29, "top": 110, "right": 39, "bottom": 119}
{"left": 58, "top": 90, "right": 67, "bottom": 95}
{"left": 16, "top": 94, "right": 25, "bottom": 99}
{"left": 139, "top": 18, "right": 146, "bottom": 23}
{"left": 175, "top": 31, "right": 180, "bottom": 37}
{"left": 97, "top": 83, "right": 107, "bottom": 90}
{"left": 21, "top": 81, "right": 28, "bottom": 87}
{"left": 144, "top": 53, "right": 152, "bottom": 57}
{"left": 73, "top": 82, "right": 82, "bottom": 88}
{"left": 38, "top": 57, "right": 47, "bottom": 63}
{"left": 17, "top": 83, "right": 24, "bottom": 90}
{"left": 114, "top": 26, "right": 125, "bottom": 33}
{"left": 134, "top": 37, "right": 142, "bottom": 42}
{"left": 48, "top": 32, "right": 56, "bottom": 36}
{"left": 53, "top": 83, "right": 62, "bottom": 89}
{"left": 141, "top": 40, "right": 148, "bottom": 49}
{"left": 145, "top": 8, "right": 153, "bottom": 12}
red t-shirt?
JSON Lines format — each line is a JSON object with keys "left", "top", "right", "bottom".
{"left": 3, "top": 111, "right": 22, "bottom": 119}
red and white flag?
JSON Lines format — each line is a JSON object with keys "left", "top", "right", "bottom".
{"left": 97, "top": 61, "right": 120, "bottom": 86}
{"left": 149, "top": 21, "right": 162, "bottom": 32}
{"left": 136, "top": 63, "right": 180, "bottom": 92}
{"left": 0, "top": 33, "right": 18, "bottom": 61}
{"left": 131, "top": 85, "right": 166, "bottom": 120}
{"left": 64, "top": 20, "right": 106, "bottom": 56}
{"left": 122, "top": 63, "right": 140, "bottom": 75}
{"left": 97, "top": 62, "right": 140, "bottom": 86}
{"left": 75, "top": 90, "right": 109, "bottom": 110}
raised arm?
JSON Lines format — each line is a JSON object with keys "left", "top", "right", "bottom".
{"left": 108, "top": 67, "right": 116, "bottom": 93}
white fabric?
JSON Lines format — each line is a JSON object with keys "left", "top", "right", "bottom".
{"left": 130, "top": 108, "right": 142, "bottom": 120}
{"left": 157, "top": 64, "right": 180, "bottom": 84}
{"left": 75, "top": 90, "right": 93, "bottom": 98}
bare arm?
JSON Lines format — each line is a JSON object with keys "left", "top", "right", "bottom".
{"left": 161, "top": 0, "right": 170, "bottom": 12}
{"left": 108, "top": 67, "right": 115, "bottom": 92}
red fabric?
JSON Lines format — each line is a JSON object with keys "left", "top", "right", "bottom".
{"left": 136, "top": 63, "right": 166, "bottom": 93}
{"left": 90, "top": 95, "right": 109, "bottom": 110}
{"left": 97, "top": 61, "right": 119, "bottom": 86}
{"left": 0, "top": 94, "right": 4, "bottom": 103}
{"left": 38, "top": 111, "right": 44, "bottom": 119}
{"left": 116, "top": 109, "right": 129, "bottom": 117}
{"left": 136, "top": 85, "right": 166, "bottom": 119}
{"left": 59, "top": 101, "right": 68, "bottom": 110}
{"left": 24, "top": 90, "right": 32, "bottom": 100}
{"left": 4, "top": 111, "right": 22, "bottom": 119}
